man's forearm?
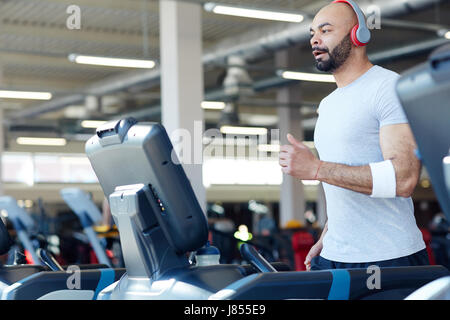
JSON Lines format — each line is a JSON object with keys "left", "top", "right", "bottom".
{"left": 316, "top": 161, "right": 373, "bottom": 195}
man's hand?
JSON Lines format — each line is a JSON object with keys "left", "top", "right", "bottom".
{"left": 279, "top": 134, "right": 321, "bottom": 180}
{"left": 304, "top": 241, "right": 323, "bottom": 271}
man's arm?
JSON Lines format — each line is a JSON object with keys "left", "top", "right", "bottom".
{"left": 279, "top": 124, "right": 421, "bottom": 198}
{"left": 315, "top": 162, "right": 373, "bottom": 195}
{"left": 379, "top": 123, "right": 422, "bottom": 197}
{"left": 316, "top": 123, "right": 421, "bottom": 197}
{"left": 304, "top": 221, "right": 328, "bottom": 271}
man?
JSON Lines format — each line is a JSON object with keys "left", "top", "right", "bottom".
{"left": 278, "top": 1, "right": 428, "bottom": 270}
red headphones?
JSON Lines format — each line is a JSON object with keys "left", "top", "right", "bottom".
{"left": 332, "top": 0, "right": 371, "bottom": 47}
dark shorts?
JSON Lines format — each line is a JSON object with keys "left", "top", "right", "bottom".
{"left": 310, "top": 248, "right": 430, "bottom": 270}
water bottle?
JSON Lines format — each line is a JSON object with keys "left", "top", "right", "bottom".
{"left": 195, "top": 241, "right": 220, "bottom": 266}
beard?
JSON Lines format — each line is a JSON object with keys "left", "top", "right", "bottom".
{"left": 314, "top": 34, "right": 352, "bottom": 73}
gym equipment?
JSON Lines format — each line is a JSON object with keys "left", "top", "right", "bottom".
{"left": 0, "top": 213, "right": 12, "bottom": 256}
{"left": 37, "top": 248, "right": 64, "bottom": 271}
{"left": 396, "top": 43, "right": 450, "bottom": 299}
{"left": 0, "top": 264, "right": 47, "bottom": 295}
{"left": 60, "top": 188, "right": 112, "bottom": 267}
{"left": 0, "top": 196, "right": 43, "bottom": 265}
{"left": 195, "top": 241, "right": 221, "bottom": 266}
{"left": 405, "top": 276, "right": 450, "bottom": 300}
{"left": 85, "top": 118, "right": 448, "bottom": 300}
{"left": 0, "top": 214, "right": 125, "bottom": 299}
{"left": 240, "top": 243, "right": 277, "bottom": 273}
{"left": 397, "top": 43, "right": 450, "bottom": 221}
{"left": 332, "top": 0, "right": 371, "bottom": 47}
{"left": 86, "top": 119, "right": 210, "bottom": 299}
{"left": 0, "top": 195, "right": 125, "bottom": 299}
{"left": 1, "top": 266, "right": 124, "bottom": 300}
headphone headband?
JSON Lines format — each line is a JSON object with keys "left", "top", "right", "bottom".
{"left": 332, "top": 0, "right": 371, "bottom": 46}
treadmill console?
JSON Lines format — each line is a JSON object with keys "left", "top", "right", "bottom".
{"left": 85, "top": 118, "right": 208, "bottom": 254}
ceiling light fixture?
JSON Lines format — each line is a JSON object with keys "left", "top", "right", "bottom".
{"left": 279, "top": 71, "right": 335, "bottom": 83}
{"left": 204, "top": 2, "right": 304, "bottom": 23}
{"left": 201, "top": 101, "right": 226, "bottom": 110}
{"left": 220, "top": 126, "right": 268, "bottom": 136}
{"left": 68, "top": 54, "right": 156, "bottom": 69}
{"left": 81, "top": 120, "right": 108, "bottom": 128}
{"left": 0, "top": 90, "right": 52, "bottom": 100}
{"left": 16, "top": 137, "right": 67, "bottom": 146}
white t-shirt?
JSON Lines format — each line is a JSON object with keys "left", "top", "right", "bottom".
{"left": 314, "top": 65, "right": 425, "bottom": 263}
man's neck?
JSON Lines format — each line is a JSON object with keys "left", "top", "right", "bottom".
{"left": 333, "top": 54, "right": 373, "bottom": 88}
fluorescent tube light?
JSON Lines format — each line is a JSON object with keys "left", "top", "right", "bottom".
{"left": 68, "top": 54, "right": 156, "bottom": 69}
{"left": 16, "top": 137, "right": 67, "bottom": 146}
{"left": 81, "top": 120, "right": 108, "bottom": 128}
{"left": 0, "top": 90, "right": 52, "bottom": 100}
{"left": 201, "top": 101, "right": 226, "bottom": 110}
{"left": 204, "top": 3, "right": 304, "bottom": 23}
{"left": 220, "top": 126, "right": 268, "bottom": 135}
{"left": 280, "top": 71, "right": 335, "bottom": 83}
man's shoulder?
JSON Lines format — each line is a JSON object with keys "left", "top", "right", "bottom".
{"left": 365, "top": 66, "right": 401, "bottom": 102}
{"left": 370, "top": 65, "right": 400, "bottom": 85}
{"left": 318, "top": 90, "right": 336, "bottom": 110}
{"left": 317, "top": 66, "right": 400, "bottom": 109}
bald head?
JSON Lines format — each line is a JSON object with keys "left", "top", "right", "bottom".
{"left": 313, "top": 2, "right": 358, "bottom": 35}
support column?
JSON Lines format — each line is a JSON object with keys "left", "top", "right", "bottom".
{"left": 159, "top": 0, "right": 205, "bottom": 210}
{"left": 276, "top": 48, "right": 306, "bottom": 227}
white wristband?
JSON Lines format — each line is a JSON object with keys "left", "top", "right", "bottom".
{"left": 369, "top": 160, "right": 397, "bottom": 198}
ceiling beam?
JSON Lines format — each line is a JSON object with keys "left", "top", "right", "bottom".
{"left": 0, "top": 23, "right": 160, "bottom": 53}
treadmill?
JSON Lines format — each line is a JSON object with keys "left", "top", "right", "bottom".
{"left": 85, "top": 118, "right": 448, "bottom": 300}
{"left": 0, "top": 196, "right": 43, "bottom": 266}
{"left": 60, "top": 188, "right": 112, "bottom": 267}
{"left": 396, "top": 43, "right": 450, "bottom": 299}
{"left": 0, "top": 212, "right": 125, "bottom": 299}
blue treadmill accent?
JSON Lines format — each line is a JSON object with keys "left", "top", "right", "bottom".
{"left": 2, "top": 272, "right": 42, "bottom": 300}
{"left": 94, "top": 268, "right": 116, "bottom": 299}
{"left": 16, "top": 272, "right": 39, "bottom": 285}
{"left": 328, "top": 269, "right": 351, "bottom": 300}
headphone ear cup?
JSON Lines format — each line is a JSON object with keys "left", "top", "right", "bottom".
{"left": 350, "top": 25, "right": 360, "bottom": 46}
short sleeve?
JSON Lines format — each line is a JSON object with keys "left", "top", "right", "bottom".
{"left": 375, "top": 77, "right": 409, "bottom": 127}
